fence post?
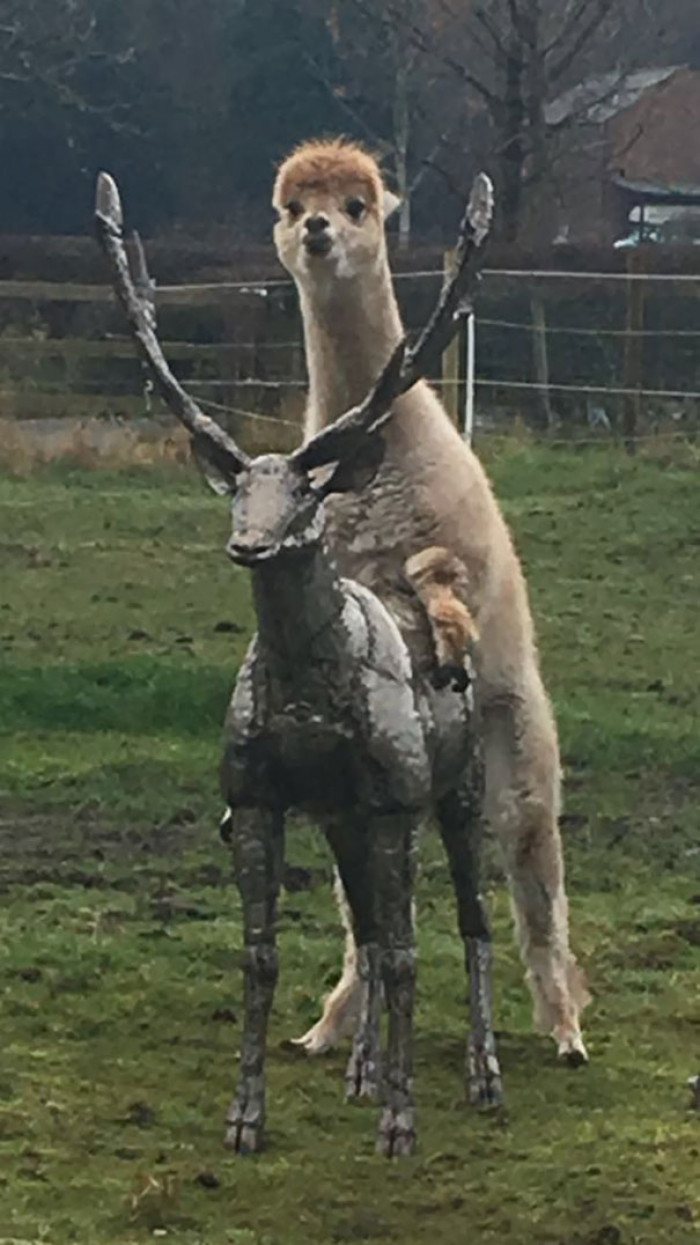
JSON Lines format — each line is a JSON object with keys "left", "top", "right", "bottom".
{"left": 530, "top": 287, "right": 554, "bottom": 431}
{"left": 441, "top": 248, "right": 460, "bottom": 425}
{"left": 463, "top": 310, "right": 475, "bottom": 444}
{"left": 622, "top": 249, "right": 646, "bottom": 454}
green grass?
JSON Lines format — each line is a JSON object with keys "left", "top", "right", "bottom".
{"left": 1, "top": 447, "right": 699, "bottom": 1244}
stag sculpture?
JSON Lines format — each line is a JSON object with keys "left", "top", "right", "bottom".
{"left": 95, "top": 171, "right": 497, "bottom": 1158}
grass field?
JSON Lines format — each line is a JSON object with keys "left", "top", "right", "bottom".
{"left": 1, "top": 443, "right": 699, "bottom": 1244}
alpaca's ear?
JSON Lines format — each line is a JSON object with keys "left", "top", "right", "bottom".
{"left": 382, "top": 189, "right": 401, "bottom": 220}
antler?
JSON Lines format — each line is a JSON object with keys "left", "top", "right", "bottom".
{"left": 294, "top": 172, "right": 494, "bottom": 472}
{"left": 94, "top": 172, "right": 250, "bottom": 479}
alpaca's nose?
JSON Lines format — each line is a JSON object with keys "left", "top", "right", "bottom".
{"left": 305, "top": 214, "right": 330, "bottom": 235}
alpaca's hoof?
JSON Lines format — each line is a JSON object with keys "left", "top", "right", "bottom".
{"left": 285, "top": 1026, "right": 333, "bottom": 1056}
{"left": 557, "top": 1034, "right": 589, "bottom": 1067}
{"left": 219, "top": 808, "right": 233, "bottom": 843}
{"left": 433, "top": 663, "right": 470, "bottom": 693}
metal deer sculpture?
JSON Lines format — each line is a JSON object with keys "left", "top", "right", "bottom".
{"left": 95, "top": 171, "right": 496, "bottom": 1158}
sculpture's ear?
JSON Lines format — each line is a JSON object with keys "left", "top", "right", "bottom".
{"left": 191, "top": 438, "right": 240, "bottom": 496}
{"left": 382, "top": 189, "right": 401, "bottom": 221}
{"left": 313, "top": 435, "right": 386, "bottom": 498}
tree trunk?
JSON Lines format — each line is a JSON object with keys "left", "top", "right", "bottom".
{"left": 392, "top": 33, "right": 411, "bottom": 249}
{"left": 522, "top": 3, "right": 550, "bottom": 245}
{"left": 499, "top": 39, "right": 526, "bottom": 243}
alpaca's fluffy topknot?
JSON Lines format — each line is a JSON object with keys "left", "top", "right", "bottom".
{"left": 273, "top": 138, "right": 385, "bottom": 208}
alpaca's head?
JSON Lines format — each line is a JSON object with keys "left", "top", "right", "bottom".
{"left": 273, "top": 138, "right": 399, "bottom": 288}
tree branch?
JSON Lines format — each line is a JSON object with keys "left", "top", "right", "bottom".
{"left": 548, "top": 0, "right": 616, "bottom": 84}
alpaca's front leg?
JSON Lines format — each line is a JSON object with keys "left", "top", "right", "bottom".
{"left": 225, "top": 805, "right": 284, "bottom": 1153}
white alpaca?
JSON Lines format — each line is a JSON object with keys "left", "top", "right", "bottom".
{"left": 273, "top": 139, "right": 589, "bottom": 1063}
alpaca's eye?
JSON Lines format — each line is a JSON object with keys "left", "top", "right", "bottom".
{"left": 345, "top": 197, "right": 366, "bottom": 222}
{"left": 285, "top": 200, "right": 303, "bottom": 220}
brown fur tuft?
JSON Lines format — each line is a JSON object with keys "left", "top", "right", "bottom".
{"left": 405, "top": 545, "right": 479, "bottom": 670}
{"left": 273, "top": 138, "right": 385, "bottom": 209}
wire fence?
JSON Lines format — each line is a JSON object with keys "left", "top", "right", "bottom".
{"left": 0, "top": 260, "right": 699, "bottom": 449}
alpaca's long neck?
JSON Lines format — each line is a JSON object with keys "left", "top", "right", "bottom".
{"left": 251, "top": 545, "right": 347, "bottom": 688}
{"left": 300, "top": 266, "right": 404, "bottom": 434}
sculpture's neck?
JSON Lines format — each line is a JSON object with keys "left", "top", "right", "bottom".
{"left": 250, "top": 543, "right": 347, "bottom": 683}
{"left": 299, "top": 264, "right": 404, "bottom": 432}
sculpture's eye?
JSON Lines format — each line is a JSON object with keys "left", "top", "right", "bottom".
{"left": 345, "top": 197, "right": 366, "bottom": 222}
{"left": 285, "top": 200, "right": 303, "bottom": 220}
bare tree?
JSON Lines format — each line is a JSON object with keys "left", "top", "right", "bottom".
{"left": 0, "top": 0, "right": 135, "bottom": 129}
{"left": 379, "top": 0, "right": 651, "bottom": 241}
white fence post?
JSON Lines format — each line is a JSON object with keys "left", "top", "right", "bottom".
{"left": 463, "top": 310, "right": 475, "bottom": 444}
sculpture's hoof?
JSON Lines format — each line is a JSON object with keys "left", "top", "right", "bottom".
{"left": 224, "top": 1096, "right": 265, "bottom": 1154}
{"left": 467, "top": 1040, "right": 504, "bottom": 1109}
{"left": 346, "top": 1040, "right": 381, "bottom": 1101}
{"left": 557, "top": 1034, "right": 589, "bottom": 1067}
{"left": 687, "top": 1074, "right": 700, "bottom": 1109}
{"left": 224, "top": 1121, "right": 263, "bottom": 1154}
{"left": 376, "top": 1105, "right": 416, "bottom": 1157}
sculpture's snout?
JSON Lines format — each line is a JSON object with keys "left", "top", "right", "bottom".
{"left": 227, "top": 533, "right": 275, "bottom": 565}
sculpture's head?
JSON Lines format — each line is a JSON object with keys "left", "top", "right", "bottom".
{"left": 272, "top": 139, "right": 399, "bottom": 287}
{"left": 214, "top": 446, "right": 385, "bottom": 568}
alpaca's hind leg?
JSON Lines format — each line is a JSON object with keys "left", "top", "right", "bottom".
{"left": 290, "top": 868, "right": 362, "bottom": 1055}
{"left": 225, "top": 805, "right": 284, "bottom": 1153}
{"left": 437, "top": 769, "right": 503, "bottom": 1108}
{"left": 483, "top": 691, "right": 589, "bottom": 1063}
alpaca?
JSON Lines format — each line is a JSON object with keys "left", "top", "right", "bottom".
{"left": 273, "top": 138, "right": 590, "bottom": 1063}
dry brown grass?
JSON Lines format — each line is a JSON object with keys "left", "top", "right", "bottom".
{"left": 0, "top": 400, "right": 303, "bottom": 475}
{"left": 0, "top": 418, "right": 193, "bottom": 475}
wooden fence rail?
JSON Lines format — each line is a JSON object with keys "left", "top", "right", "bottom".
{"left": 0, "top": 263, "right": 698, "bottom": 446}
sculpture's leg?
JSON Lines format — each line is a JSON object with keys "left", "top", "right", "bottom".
{"left": 324, "top": 830, "right": 383, "bottom": 1101}
{"left": 345, "top": 940, "right": 383, "bottom": 1102}
{"left": 224, "top": 805, "right": 284, "bottom": 1154}
{"left": 371, "top": 811, "right": 417, "bottom": 1157}
{"left": 437, "top": 764, "right": 504, "bottom": 1109}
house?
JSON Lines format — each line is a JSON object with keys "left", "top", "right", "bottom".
{"left": 545, "top": 65, "right": 700, "bottom": 246}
